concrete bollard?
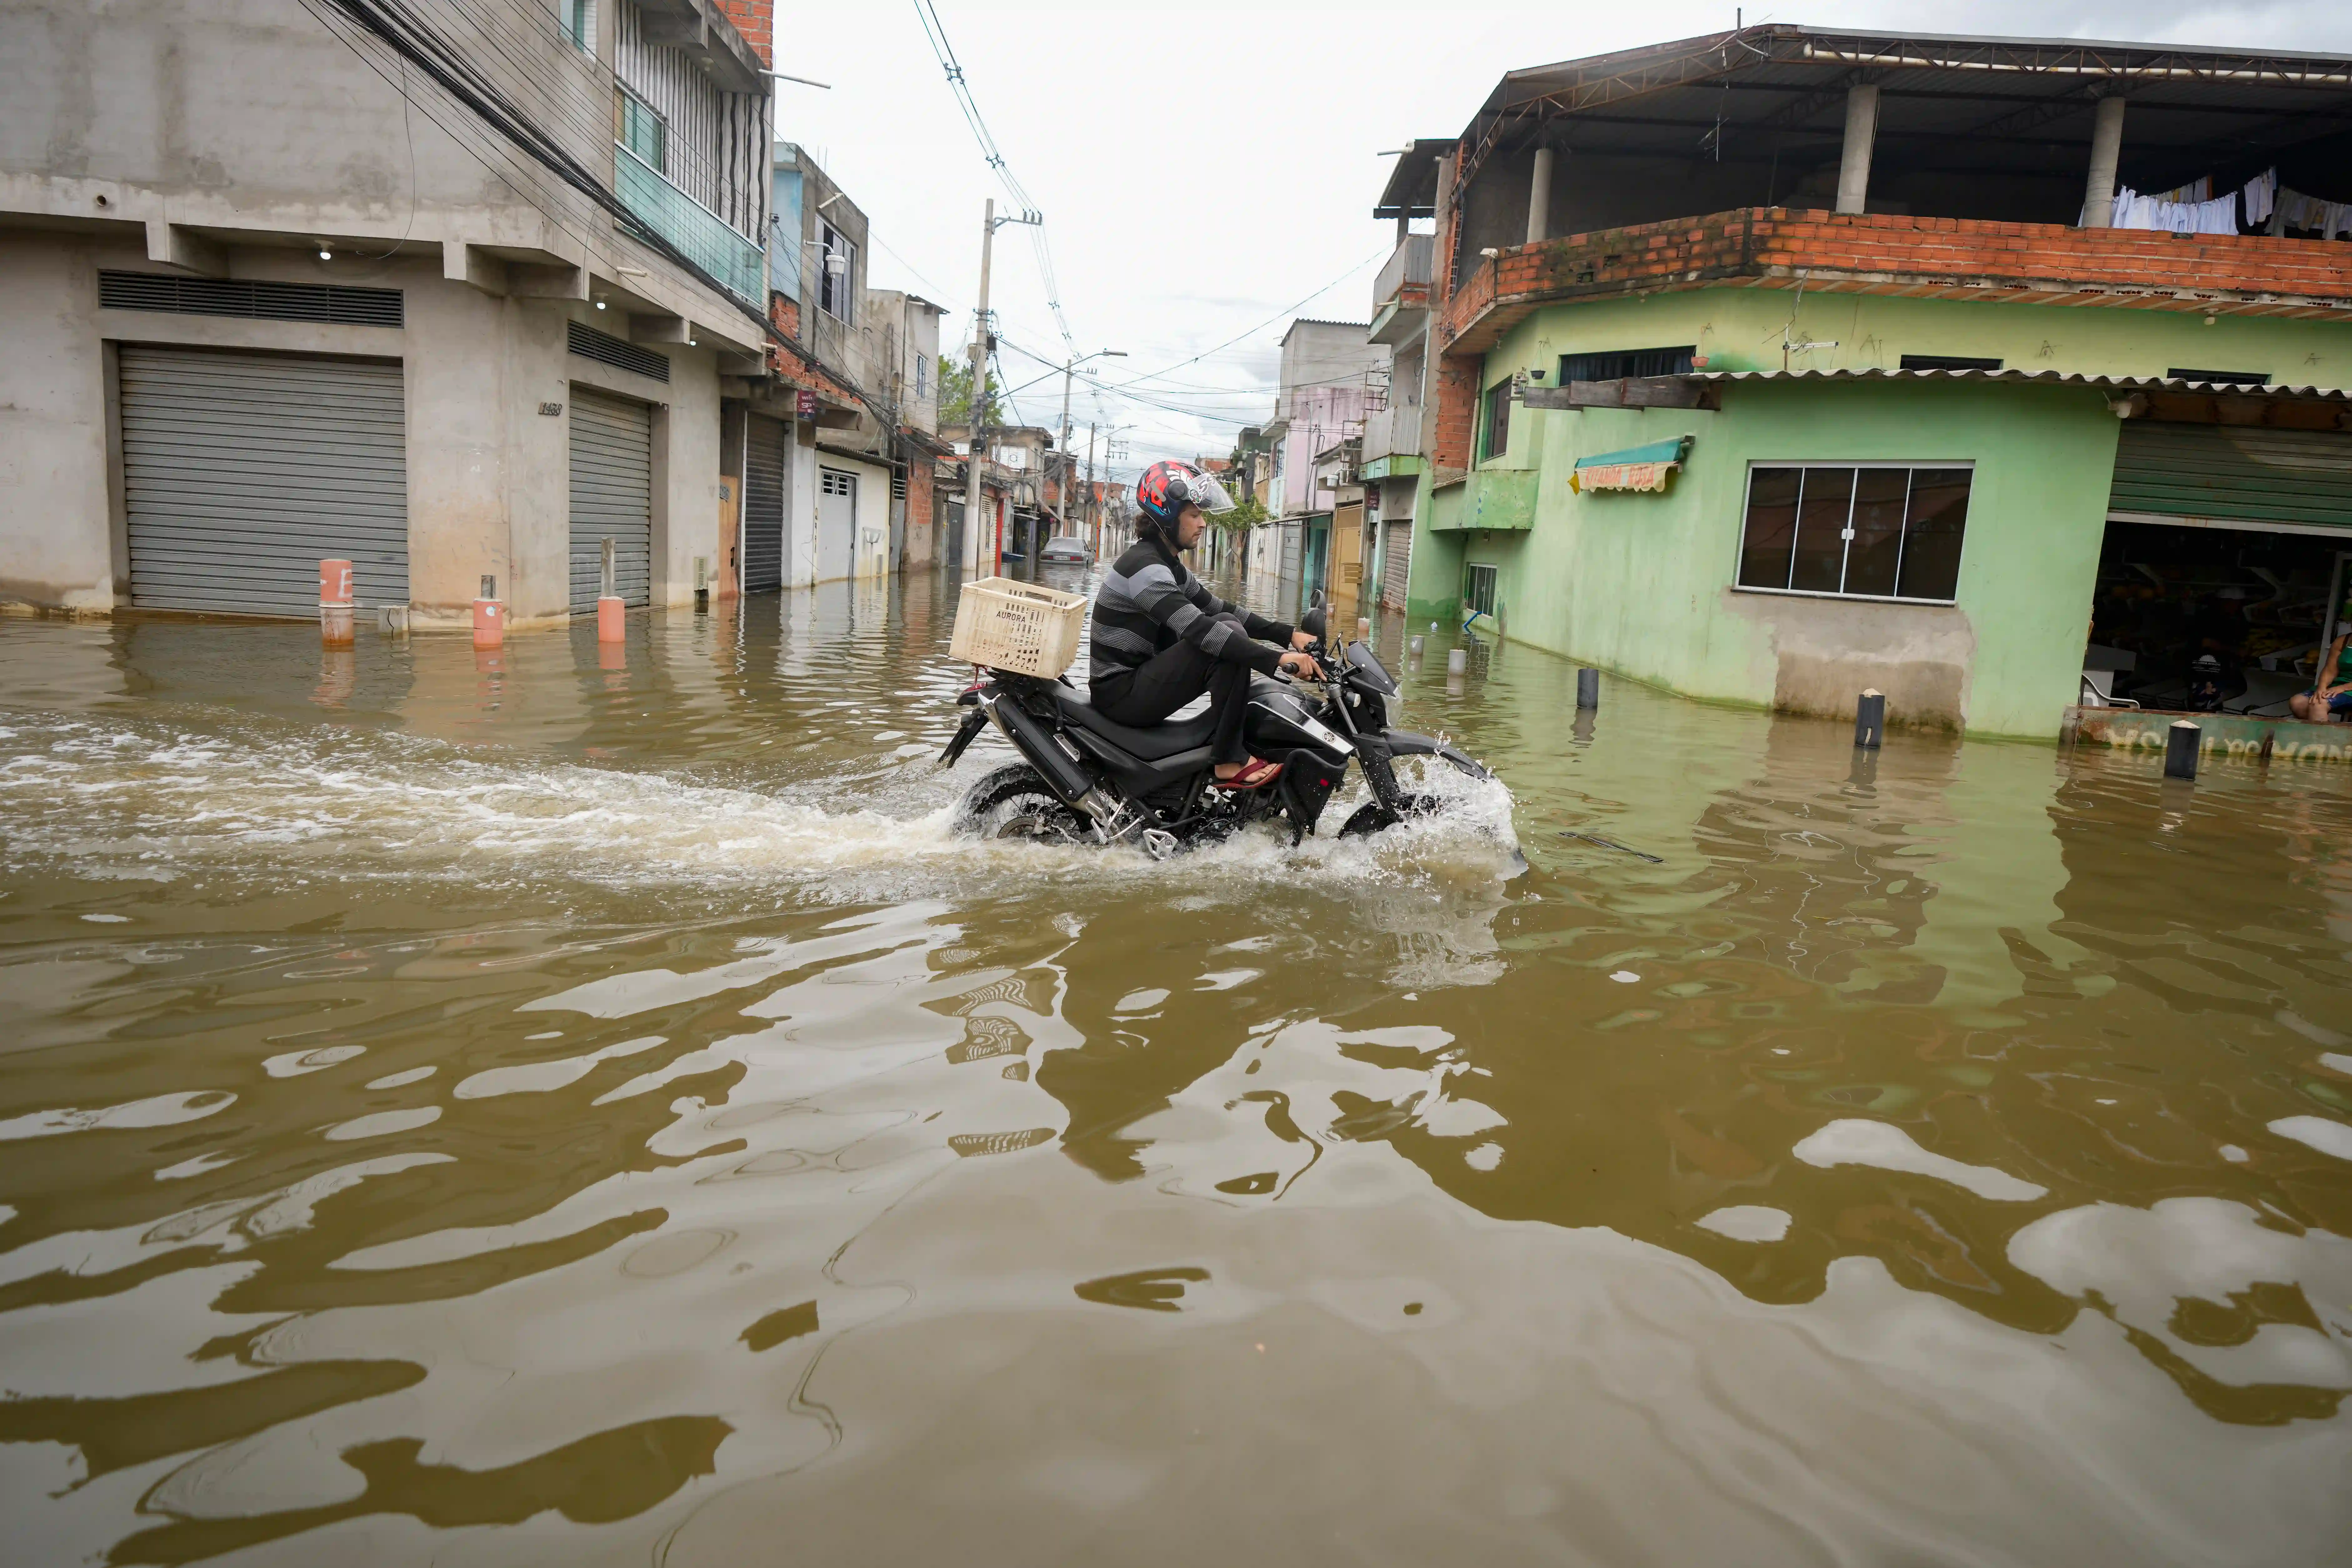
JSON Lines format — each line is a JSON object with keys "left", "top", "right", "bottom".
{"left": 1576, "top": 668, "right": 1599, "bottom": 709}
{"left": 1409, "top": 635, "right": 1424, "bottom": 658}
{"left": 1447, "top": 647, "right": 1467, "bottom": 675}
{"left": 693, "top": 555, "right": 710, "bottom": 613}
{"left": 379, "top": 605, "right": 409, "bottom": 638}
{"left": 596, "top": 540, "right": 624, "bottom": 643}
{"left": 472, "top": 573, "right": 504, "bottom": 650}
{"left": 1854, "top": 689, "right": 1885, "bottom": 749}
{"left": 2164, "top": 718, "right": 2200, "bottom": 780}
{"left": 1356, "top": 617, "right": 1371, "bottom": 643}
{"left": 319, "top": 558, "right": 354, "bottom": 647}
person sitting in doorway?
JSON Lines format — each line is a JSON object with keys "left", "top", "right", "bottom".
{"left": 2289, "top": 624, "right": 2352, "bottom": 723}
{"left": 2184, "top": 652, "right": 2237, "bottom": 713}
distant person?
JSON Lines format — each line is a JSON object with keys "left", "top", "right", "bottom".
{"left": 2184, "top": 653, "right": 2234, "bottom": 713}
{"left": 2290, "top": 624, "right": 2352, "bottom": 723}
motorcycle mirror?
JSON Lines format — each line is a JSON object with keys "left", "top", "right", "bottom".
{"left": 1300, "top": 605, "right": 1328, "bottom": 639}
{"left": 1310, "top": 589, "right": 1326, "bottom": 608}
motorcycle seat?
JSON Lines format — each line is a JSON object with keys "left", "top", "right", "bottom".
{"left": 1052, "top": 687, "right": 1219, "bottom": 761}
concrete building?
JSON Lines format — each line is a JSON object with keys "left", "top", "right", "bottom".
{"left": 0, "top": 0, "right": 785, "bottom": 626}
{"left": 1399, "top": 25, "right": 2352, "bottom": 739}
{"left": 1262, "top": 319, "right": 1387, "bottom": 618}
{"left": 741, "top": 142, "right": 953, "bottom": 591}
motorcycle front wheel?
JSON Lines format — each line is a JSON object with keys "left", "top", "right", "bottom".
{"left": 954, "top": 762, "right": 1092, "bottom": 844}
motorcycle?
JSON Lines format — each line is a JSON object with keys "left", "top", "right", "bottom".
{"left": 938, "top": 601, "right": 1495, "bottom": 856}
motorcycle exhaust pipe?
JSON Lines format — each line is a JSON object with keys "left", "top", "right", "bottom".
{"left": 985, "top": 694, "right": 1107, "bottom": 811}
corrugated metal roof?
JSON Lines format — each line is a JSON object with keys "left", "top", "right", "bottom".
{"left": 1687, "top": 367, "right": 2352, "bottom": 399}
{"left": 1454, "top": 23, "right": 2352, "bottom": 217}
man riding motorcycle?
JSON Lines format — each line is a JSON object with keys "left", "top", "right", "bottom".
{"left": 1090, "top": 461, "right": 1323, "bottom": 788}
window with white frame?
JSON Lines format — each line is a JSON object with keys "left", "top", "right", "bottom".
{"left": 913, "top": 353, "right": 928, "bottom": 400}
{"left": 1735, "top": 463, "right": 1973, "bottom": 603}
{"left": 819, "top": 222, "right": 856, "bottom": 322}
{"left": 559, "top": 0, "right": 593, "bottom": 51}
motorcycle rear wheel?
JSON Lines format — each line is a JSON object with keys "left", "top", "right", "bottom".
{"left": 956, "top": 762, "right": 1091, "bottom": 844}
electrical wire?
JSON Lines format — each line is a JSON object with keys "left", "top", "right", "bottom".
{"left": 1105, "top": 247, "right": 1389, "bottom": 391}
{"left": 910, "top": 0, "right": 1082, "bottom": 357}
{"left": 314, "top": 0, "right": 771, "bottom": 338}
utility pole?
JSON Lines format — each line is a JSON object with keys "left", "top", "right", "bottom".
{"left": 968, "top": 199, "right": 996, "bottom": 574}
{"left": 1084, "top": 422, "right": 1097, "bottom": 556}
{"left": 964, "top": 199, "right": 1042, "bottom": 574}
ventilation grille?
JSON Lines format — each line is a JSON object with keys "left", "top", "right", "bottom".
{"left": 99, "top": 270, "right": 404, "bottom": 327}
{"left": 1899, "top": 354, "right": 2004, "bottom": 372}
{"left": 891, "top": 473, "right": 907, "bottom": 499}
{"left": 2167, "top": 367, "right": 2271, "bottom": 386}
{"left": 567, "top": 320, "right": 670, "bottom": 382}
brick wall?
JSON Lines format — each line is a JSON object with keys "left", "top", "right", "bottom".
{"left": 903, "top": 451, "right": 936, "bottom": 564}
{"left": 1429, "top": 355, "right": 1480, "bottom": 477}
{"left": 1440, "top": 207, "right": 2352, "bottom": 352}
{"left": 712, "top": 0, "right": 773, "bottom": 67}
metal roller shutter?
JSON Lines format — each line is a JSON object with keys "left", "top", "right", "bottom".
{"left": 569, "top": 388, "right": 653, "bottom": 610}
{"left": 1382, "top": 519, "right": 1412, "bottom": 610}
{"left": 741, "top": 413, "right": 786, "bottom": 592}
{"left": 2110, "top": 422, "right": 2352, "bottom": 532}
{"left": 119, "top": 347, "right": 407, "bottom": 617}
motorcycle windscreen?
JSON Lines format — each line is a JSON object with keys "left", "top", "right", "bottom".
{"left": 1346, "top": 642, "right": 1398, "bottom": 696}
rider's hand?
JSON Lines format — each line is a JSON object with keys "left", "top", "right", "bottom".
{"left": 1290, "top": 629, "right": 1316, "bottom": 652}
{"left": 1279, "top": 650, "right": 1324, "bottom": 681}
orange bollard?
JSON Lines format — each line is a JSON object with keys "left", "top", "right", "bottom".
{"left": 472, "top": 572, "right": 504, "bottom": 649}
{"left": 596, "top": 595, "right": 624, "bottom": 643}
{"left": 320, "top": 557, "right": 355, "bottom": 647}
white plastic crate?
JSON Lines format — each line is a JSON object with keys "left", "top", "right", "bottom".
{"left": 949, "top": 577, "right": 1088, "bottom": 677}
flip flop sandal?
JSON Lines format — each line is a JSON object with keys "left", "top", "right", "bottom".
{"left": 1216, "top": 757, "right": 1284, "bottom": 790}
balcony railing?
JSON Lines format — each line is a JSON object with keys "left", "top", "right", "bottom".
{"left": 1372, "top": 233, "right": 1434, "bottom": 313}
{"left": 1361, "top": 403, "right": 1426, "bottom": 466}
{"left": 614, "top": 142, "right": 765, "bottom": 305}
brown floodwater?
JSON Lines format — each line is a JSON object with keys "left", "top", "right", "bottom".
{"left": 2, "top": 567, "right": 2349, "bottom": 1566}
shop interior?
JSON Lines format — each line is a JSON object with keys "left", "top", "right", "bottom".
{"left": 2085, "top": 520, "right": 2351, "bottom": 715}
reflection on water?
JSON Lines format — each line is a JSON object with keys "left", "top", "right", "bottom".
{"left": 2, "top": 570, "right": 2349, "bottom": 1564}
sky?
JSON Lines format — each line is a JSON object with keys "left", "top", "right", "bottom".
{"left": 761, "top": 1, "right": 2352, "bottom": 482}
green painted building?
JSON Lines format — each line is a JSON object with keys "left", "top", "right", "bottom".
{"left": 1377, "top": 26, "right": 2352, "bottom": 740}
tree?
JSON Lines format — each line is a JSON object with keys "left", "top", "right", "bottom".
{"left": 938, "top": 360, "right": 1005, "bottom": 425}
{"left": 1211, "top": 497, "right": 1268, "bottom": 534}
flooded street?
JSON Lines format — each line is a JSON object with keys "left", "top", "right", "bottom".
{"left": 4, "top": 568, "right": 2351, "bottom": 1566}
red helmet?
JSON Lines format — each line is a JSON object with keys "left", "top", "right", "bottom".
{"left": 1135, "top": 460, "right": 1235, "bottom": 531}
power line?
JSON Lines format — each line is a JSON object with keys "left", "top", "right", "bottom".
{"left": 1106, "top": 247, "right": 1388, "bottom": 391}
{"left": 910, "top": 0, "right": 1081, "bottom": 357}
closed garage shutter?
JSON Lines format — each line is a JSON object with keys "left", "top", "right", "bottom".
{"left": 119, "top": 347, "right": 407, "bottom": 617}
{"left": 2110, "top": 422, "right": 2352, "bottom": 532}
{"left": 570, "top": 388, "right": 652, "bottom": 610}
{"left": 741, "top": 413, "right": 786, "bottom": 592}
{"left": 1382, "top": 519, "right": 1412, "bottom": 610}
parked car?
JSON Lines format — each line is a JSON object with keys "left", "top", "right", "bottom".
{"left": 1039, "top": 536, "right": 1090, "bottom": 565}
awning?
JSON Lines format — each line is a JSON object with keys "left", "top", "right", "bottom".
{"left": 1572, "top": 435, "right": 1692, "bottom": 493}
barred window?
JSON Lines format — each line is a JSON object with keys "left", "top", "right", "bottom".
{"left": 1736, "top": 465, "right": 1971, "bottom": 603}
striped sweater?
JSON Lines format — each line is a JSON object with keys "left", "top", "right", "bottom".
{"left": 1088, "top": 536, "right": 1293, "bottom": 697}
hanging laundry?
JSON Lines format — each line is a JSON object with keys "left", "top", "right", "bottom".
{"left": 2271, "top": 185, "right": 2352, "bottom": 239}
{"left": 2108, "top": 185, "right": 2241, "bottom": 234}
{"left": 2153, "top": 174, "right": 2213, "bottom": 204}
{"left": 2243, "top": 167, "right": 2277, "bottom": 225}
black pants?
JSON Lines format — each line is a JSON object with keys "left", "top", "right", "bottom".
{"left": 1094, "top": 616, "right": 1255, "bottom": 766}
